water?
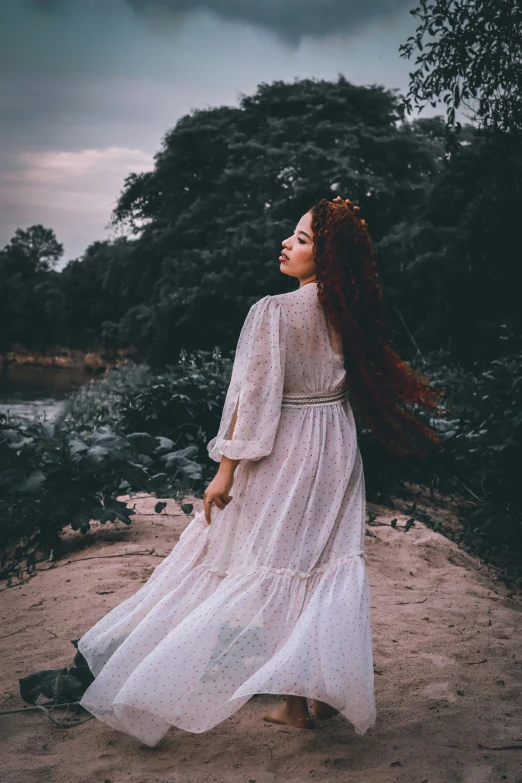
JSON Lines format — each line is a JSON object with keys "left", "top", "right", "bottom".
{"left": 0, "top": 364, "right": 99, "bottom": 422}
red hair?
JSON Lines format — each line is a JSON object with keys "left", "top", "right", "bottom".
{"left": 309, "top": 198, "right": 447, "bottom": 458}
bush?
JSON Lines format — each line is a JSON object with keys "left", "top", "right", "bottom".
{"left": 0, "top": 415, "right": 203, "bottom": 584}
{"left": 57, "top": 349, "right": 233, "bottom": 456}
{"left": 0, "top": 348, "right": 233, "bottom": 584}
{"left": 2, "top": 340, "right": 520, "bottom": 586}
{"left": 419, "top": 343, "right": 522, "bottom": 567}
{"left": 358, "top": 336, "right": 522, "bottom": 577}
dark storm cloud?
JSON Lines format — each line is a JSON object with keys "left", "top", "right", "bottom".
{"left": 27, "top": 0, "right": 69, "bottom": 9}
{"left": 125, "top": 0, "right": 411, "bottom": 43}
{"left": 26, "top": 0, "right": 412, "bottom": 43}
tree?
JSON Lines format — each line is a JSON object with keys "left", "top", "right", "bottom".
{"left": 1, "top": 78, "right": 519, "bottom": 367}
{"left": 399, "top": 0, "right": 522, "bottom": 138}
{"left": 111, "top": 76, "right": 442, "bottom": 362}
{"left": 0, "top": 226, "right": 64, "bottom": 351}
{"left": 7, "top": 225, "right": 64, "bottom": 271}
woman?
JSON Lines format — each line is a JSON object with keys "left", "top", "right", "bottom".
{"left": 78, "top": 197, "right": 444, "bottom": 746}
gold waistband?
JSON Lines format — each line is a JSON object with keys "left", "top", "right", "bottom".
{"left": 281, "top": 383, "right": 347, "bottom": 408}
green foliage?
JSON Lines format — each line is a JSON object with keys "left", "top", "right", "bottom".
{"left": 0, "top": 412, "right": 204, "bottom": 584}
{"left": 0, "top": 76, "right": 520, "bottom": 579}
{"left": 0, "top": 78, "right": 520, "bottom": 372}
{"left": 399, "top": 0, "right": 522, "bottom": 137}
{"left": 0, "top": 349, "right": 234, "bottom": 582}
{"left": 6, "top": 225, "right": 63, "bottom": 271}
{"left": 2, "top": 338, "right": 521, "bottom": 583}
{"left": 0, "top": 225, "right": 64, "bottom": 352}
{"left": 420, "top": 339, "right": 522, "bottom": 562}
{"left": 375, "top": 126, "right": 522, "bottom": 365}
{"left": 109, "top": 77, "right": 440, "bottom": 364}
{"left": 57, "top": 348, "right": 233, "bottom": 450}
{"left": 359, "top": 335, "right": 522, "bottom": 574}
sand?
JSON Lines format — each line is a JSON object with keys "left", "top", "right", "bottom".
{"left": 1, "top": 491, "right": 521, "bottom": 783}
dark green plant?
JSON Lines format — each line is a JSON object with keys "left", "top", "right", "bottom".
{"left": 2, "top": 330, "right": 521, "bottom": 585}
{"left": 418, "top": 339, "right": 522, "bottom": 568}
{"left": 0, "top": 413, "right": 203, "bottom": 584}
{"left": 57, "top": 348, "right": 233, "bottom": 451}
{"left": 399, "top": 0, "right": 522, "bottom": 137}
{"left": 1, "top": 78, "right": 520, "bottom": 375}
{"left": 359, "top": 333, "right": 522, "bottom": 577}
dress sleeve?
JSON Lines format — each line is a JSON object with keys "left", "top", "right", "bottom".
{"left": 207, "top": 295, "right": 286, "bottom": 462}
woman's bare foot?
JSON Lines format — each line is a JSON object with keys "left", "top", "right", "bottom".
{"left": 311, "top": 699, "right": 339, "bottom": 720}
{"left": 263, "top": 696, "right": 314, "bottom": 729}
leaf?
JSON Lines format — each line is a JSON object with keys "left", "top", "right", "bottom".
{"left": 13, "top": 470, "right": 46, "bottom": 495}
{"left": 127, "top": 432, "right": 158, "bottom": 454}
{"left": 91, "top": 433, "right": 129, "bottom": 449}
{"left": 155, "top": 436, "right": 175, "bottom": 454}
{"left": 5, "top": 434, "right": 35, "bottom": 451}
{"left": 173, "top": 445, "right": 199, "bottom": 459}
{"left": 86, "top": 445, "right": 109, "bottom": 462}
{"left": 133, "top": 453, "right": 154, "bottom": 467}
{"left": 0, "top": 467, "right": 27, "bottom": 488}
{"left": 68, "top": 438, "right": 89, "bottom": 457}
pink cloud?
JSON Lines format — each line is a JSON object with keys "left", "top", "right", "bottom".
{"left": 0, "top": 146, "right": 153, "bottom": 261}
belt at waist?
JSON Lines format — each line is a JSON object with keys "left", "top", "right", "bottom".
{"left": 281, "top": 382, "right": 348, "bottom": 408}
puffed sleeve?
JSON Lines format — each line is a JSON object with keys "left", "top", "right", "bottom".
{"left": 207, "top": 295, "right": 286, "bottom": 462}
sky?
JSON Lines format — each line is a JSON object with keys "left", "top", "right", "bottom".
{"left": 0, "top": 0, "right": 446, "bottom": 265}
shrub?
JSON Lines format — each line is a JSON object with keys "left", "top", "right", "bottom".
{"left": 419, "top": 344, "right": 522, "bottom": 569}
{"left": 358, "top": 337, "right": 522, "bottom": 578}
{"left": 0, "top": 348, "right": 233, "bottom": 584}
{"left": 0, "top": 415, "right": 203, "bottom": 584}
{"left": 2, "top": 340, "right": 520, "bottom": 586}
{"left": 57, "top": 348, "right": 233, "bottom": 456}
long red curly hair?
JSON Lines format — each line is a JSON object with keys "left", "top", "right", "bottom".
{"left": 309, "top": 198, "right": 447, "bottom": 458}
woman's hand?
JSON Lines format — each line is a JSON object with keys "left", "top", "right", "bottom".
{"left": 203, "top": 469, "right": 234, "bottom": 525}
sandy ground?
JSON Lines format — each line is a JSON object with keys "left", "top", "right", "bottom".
{"left": 1, "top": 492, "right": 521, "bottom": 783}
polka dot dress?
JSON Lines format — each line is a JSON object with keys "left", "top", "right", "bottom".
{"left": 78, "top": 282, "right": 377, "bottom": 746}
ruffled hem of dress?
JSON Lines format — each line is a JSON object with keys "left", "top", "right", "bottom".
{"left": 78, "top": 512, "right": 376, "bottom": 746}
{"left": 203, "top": 549, "right": 367, "bottom": 580}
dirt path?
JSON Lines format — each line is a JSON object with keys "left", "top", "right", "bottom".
{"left": 1, "top": 494, "right": 521, "bottom": 783}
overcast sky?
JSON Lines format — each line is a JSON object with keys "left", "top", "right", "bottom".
{"left": 0, "top": 0, "right": 443, "bottom": 263}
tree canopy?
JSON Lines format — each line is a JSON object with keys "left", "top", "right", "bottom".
{"left": 1, "top": 76, "right": 520, "bottom": 368}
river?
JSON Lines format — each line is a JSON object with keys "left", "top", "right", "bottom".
{"left": 0, "top": 365, "right": 98, "bottom": 422}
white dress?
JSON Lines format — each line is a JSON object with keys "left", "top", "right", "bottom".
{"left": 78, "top": 282, "right": 377, "bottom": 746}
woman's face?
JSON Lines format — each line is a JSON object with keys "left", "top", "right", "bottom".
{"left": 279, "top": 211, "right": 317, "bottom": 285}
